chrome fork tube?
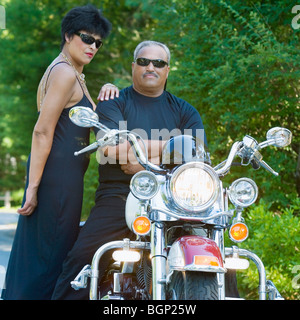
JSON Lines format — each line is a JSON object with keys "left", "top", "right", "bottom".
{"left": 151, "top": 222, "right": 167, "bottom": 300}
{"left": 213, "top": 228, "right": 225, "bottom": 300}
{"left": 213, "top": 184, "right": 226, "bottom": 300}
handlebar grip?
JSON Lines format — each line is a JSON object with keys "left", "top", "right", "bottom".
{"left": 250, "top": 159, "right": 260, "bottom": 170}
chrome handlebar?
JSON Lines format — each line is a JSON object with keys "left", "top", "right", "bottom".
{"left": 75, "top": 128, "right": 282, "bottom": 177}
{"left": 74, "top": 129, "right": 167, "bottom": 175}
{"left": 214, "top": 131, "right": 292, "bottom": 176}
{"left": 71, "top": 107, "right": 290, "bottom": 177}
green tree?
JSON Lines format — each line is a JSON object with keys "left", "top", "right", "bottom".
{"left": 141, "top": 0, "right": 299, "bottom": 208}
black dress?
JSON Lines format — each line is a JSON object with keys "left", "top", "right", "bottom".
{"left": 1, "top": 64, "right": 92, "bottom": 300}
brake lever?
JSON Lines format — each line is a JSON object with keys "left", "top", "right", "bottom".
{"left": 74, "top": 141, "right": 99, "bottom": 156}
{"left": 259, "top": 160, "right": 279, "bottom": 176}
{"left": 249, "top": 157, "right": 279, "bottom": 176}
{"left": 74, "top": 130, "right": 121, "bottom": 156}
{"left": 239, "top": 135, "right": 279, "bottom": 176}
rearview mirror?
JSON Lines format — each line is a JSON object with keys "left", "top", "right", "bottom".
{"left": 69, "top": 106, "right": 99, "bottom": 128}
{"left": 266, "top": 127, "right": 292, "bottom": 148}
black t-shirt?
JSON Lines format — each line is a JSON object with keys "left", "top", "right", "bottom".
{"left": 94, "top": 86, "right": 206, "bottom": 200}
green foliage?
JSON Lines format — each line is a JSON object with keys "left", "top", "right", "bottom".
{"left": 227, "top": 199, "right": 300, "bottom": 300}
{"left": 146, "top": 0, "right": 299, "bottom": 208}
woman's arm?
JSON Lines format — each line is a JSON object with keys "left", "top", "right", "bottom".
{"left": 18, "top": 66, "right": 77, "bottom": 216}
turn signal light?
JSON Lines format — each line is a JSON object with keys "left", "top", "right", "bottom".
{"left": 194, "top": 255, "right": 220, "bottom": 267}
{"left": 229, "top": 222, "right": 248, "bottom": 242}
{"left": 132, "top": 216, "right": 151, "bottom": 235}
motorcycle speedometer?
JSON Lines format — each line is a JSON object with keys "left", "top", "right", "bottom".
{"left": 169, "top": 162, "right": 220, "bottom": 212}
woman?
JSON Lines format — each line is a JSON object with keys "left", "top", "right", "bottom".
{"left": 2, "top": 5, "right": 116, "bottom": 300}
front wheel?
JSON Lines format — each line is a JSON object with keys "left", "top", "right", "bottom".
{"left": 168, "top": 271, "right": 219, "bottom": 300}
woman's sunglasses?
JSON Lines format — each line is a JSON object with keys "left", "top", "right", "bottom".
{"left": 75, "top": 32, "right": 103, "bottom": 49}
{"left": 135, "top": 57, "right": 168, "bottom": 68}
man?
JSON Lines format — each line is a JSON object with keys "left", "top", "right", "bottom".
{"left": 52, "top": 40, "right": 206, "bottom": 300}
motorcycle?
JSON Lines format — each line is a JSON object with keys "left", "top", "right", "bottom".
{"left": 68, "top": 106, "right": 292, "bottom": 300}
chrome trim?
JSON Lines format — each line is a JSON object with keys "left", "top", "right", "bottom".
{"left": 130, "top": 170, "right": 159, "bottom": 200}
{"left": 225, "top": 247, "right": 284, "bottom": 300}
{"left": 266, "top": 280, "right": 284, "bottom": 300}
{"left": 215, "top": 141, "right": 243, "bottom": 176}
{"left": 228, "top": 178, "right": 258, "bottom": 208}
{"left": 225, "top": 247, "right": 267, "bottom": 300}
{"left": 151, "top": 205, "right": 234, "bottom": 222}
{"left": 213, "top": 229, "right": 226, "bottom": 300}
{"left": 89, "top": 239, "right": 150, "bottom": 300}
{"left": 71, "top": 265, "right": 91, "bottom": 290}
{"left": 151, "top": 222, "right": 167, "bottom": 300}
{"left": 171, "top": 264, "right": 226, "bottom": 273}
{"left": 127, "top": 132, "right": 168, "bottom": 175}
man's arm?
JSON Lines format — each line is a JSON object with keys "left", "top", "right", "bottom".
{"left": 96, "top": 95, "right": 166, "bottom": 175}
{"left": 104, "top": 139, "right": 165, "bottom": 174}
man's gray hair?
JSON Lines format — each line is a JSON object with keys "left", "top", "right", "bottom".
{"left": 133, "top": 40, "right": 171, "bottom": 64}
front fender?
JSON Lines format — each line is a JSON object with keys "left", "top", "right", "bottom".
{"left": 168, "top": 235, "right": 226, "bottom": 273}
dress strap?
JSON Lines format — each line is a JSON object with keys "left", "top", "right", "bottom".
{"left": 39, "top": 61, "right": 69, "bottom": 108}
{"left": 73, "top": 75, "right": 86, "bottom": 94}
{"left": 39, "top": 61, "right": 86, "bottom": 108}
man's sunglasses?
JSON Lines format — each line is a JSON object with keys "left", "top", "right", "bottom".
{"left": 75, "top": 32, "right": 103, "bottom": 49}
{"left": 135, "top": 58, "right": 168, "bottom": 68}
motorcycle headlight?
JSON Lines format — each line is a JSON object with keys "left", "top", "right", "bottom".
{"left": 130, "top": 171, "right": 159, "bottom": 200}
{"left": 228, "top": 178, "right": 258, "bottom": 208}
{"left": 169, "top": 162, "right": 220, "bottom": 212}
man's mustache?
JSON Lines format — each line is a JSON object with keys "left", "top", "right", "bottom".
{"left": 143, "top": 72, "right": 158, "bottom": 78}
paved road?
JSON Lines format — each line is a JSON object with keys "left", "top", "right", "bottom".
{"left": 0, "top": 212, "right": 18, "bottom": 297}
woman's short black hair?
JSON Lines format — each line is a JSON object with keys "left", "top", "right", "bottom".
{"left": 60, "top": 4, "right": 111, "bottom": 50}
